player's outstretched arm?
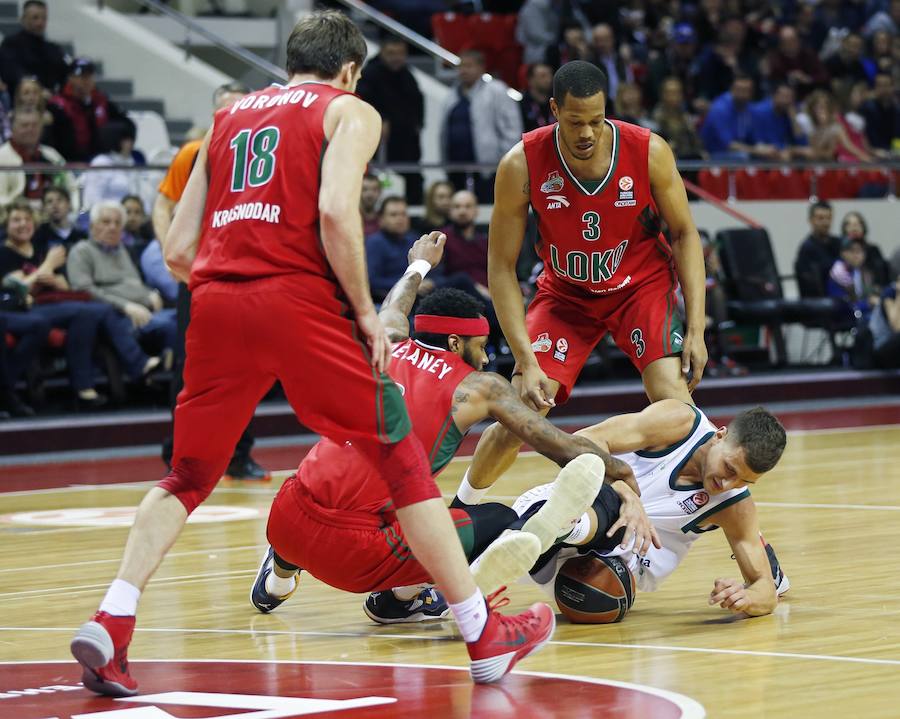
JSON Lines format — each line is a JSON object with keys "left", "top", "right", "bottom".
{"left": 648, "top": 133, "right": 708, "bottom": 391}
{"left": 576, "top": 399, "right": 699, "bottom": 455}
{"left": 709, "top": 498, "right": 777, "bottom": 617}
{"left": 489, "top": 144, "right": 555, "bottom": 411}
{"left": 454, "top": 371, "right": 634, "bottom": 483}
{"left": 164, "top": 129, "right": 212, "bottom": 282}
{"left": 379, "top": 231, "right": 446, "bottom": 343}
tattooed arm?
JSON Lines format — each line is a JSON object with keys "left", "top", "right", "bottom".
{"left": 379, "top": 231, "right": 447, "bottom": 343}
{"left": 452, "top": 372, "right": 636, "bottom": 484}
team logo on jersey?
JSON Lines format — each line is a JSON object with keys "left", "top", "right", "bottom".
{"left": 540, "top": 171, "right": 565, "bottom": 193}
{"left": 545, "top": 194, "right": 570, "bottom": 209}
{"left": 615, "top": 175, "right": 637, "bottom": 207}
{"left": 677, "top": 490, "right": 710, "bottom": 514}
{"left": 532, "top": 333, "right": 552, "bottom": 353}
{"left": 553, "top": 337, "right": 568, "bottom": 363}
{"left": 550, "top": 239, "right": 629, "bottom": 284}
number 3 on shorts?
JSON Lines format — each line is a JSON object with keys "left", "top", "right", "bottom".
{"left": 631, "top": 328, "right": 645, "bottom": 358}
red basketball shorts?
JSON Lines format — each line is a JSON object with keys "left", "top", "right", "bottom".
{"left": 159, "top": 275, "right": 411, "bottom": 513}
{"left": 266, "top": 478, "right": 473, "bottom": 594}
{"left": 525, "top": 270, "right": 684, "bottom": 403}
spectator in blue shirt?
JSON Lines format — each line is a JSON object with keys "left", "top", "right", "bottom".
{"left": 869, "top": 275, "right": 900, "bottom": 369}
{"left": 750, "top": 83, "right": 809, "bottom": 160}
{"left": 364, "top": 196, "right": 417, "bottom": 302}
{"left": 700, "top": 74, "right": 780, "bottom": 160}
{"left": 140, "top": 239, "right": 178, "bottom": 304}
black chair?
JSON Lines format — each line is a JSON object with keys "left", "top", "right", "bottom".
{"left": 715, "top": 228, "right": 841, "bottom": 366}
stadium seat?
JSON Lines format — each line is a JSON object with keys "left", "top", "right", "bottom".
{"left": 431, "top": 13, "right": 475, "bottom": 55}
{"left": 812, "top": 168, "right": 846, "bottom": 200}
{"left": 129, "top": 110, "right": 172, "bottom": 159}
{"left": 734, "top": 167, "right": 768, "bottom": 200}
{"left": 716, "top": 228, "right": 843, "bottom": 366}
{"left": 698, "top": 168, "right": 730, "bottom": 200}
{"left": 772, "top": 167, "right": 811, "bottom": 200}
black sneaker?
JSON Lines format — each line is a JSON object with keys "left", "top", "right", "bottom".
{"left": 250, "top": 546, "right": 298, "bottom": 613}
{"left": 363, "top": 588, "right": 450, "bottom": 624}
{"left": 0, "top": 389, "right": 35, "bottom": 417}
{"left": 224, "top": 456, "right": 271, "bottom": 481}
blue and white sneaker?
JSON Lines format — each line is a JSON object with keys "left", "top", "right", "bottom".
{"left": 762, "top": 536, "right": 790, "bottom": 596}
{"left": 250, "top": 546, "right": 298, "bottom": 614}
{"left": 363, "top": 588, "right": 450, "bottom": 624}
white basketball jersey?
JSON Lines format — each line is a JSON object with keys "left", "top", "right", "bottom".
{"left": 516, "top": 406, "right": 751, "bottom": 594}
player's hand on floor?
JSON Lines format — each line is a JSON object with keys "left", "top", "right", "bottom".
{"left": 709, "top": 578, "right": 750, "bottom": 613}
{"left": 519, "top": 365, "right": 555, "bottom": 411}
{"left": 357, "top": 309, "right": 392, "bottom": 374}
{"left": 409, "top": 231, "right": 446, "bottom": 267}
{"left": 682, "top": 329, "right": 708, "bottom": 392}
{"left": 608, "top": 481, "right": 661, "bottom": 556}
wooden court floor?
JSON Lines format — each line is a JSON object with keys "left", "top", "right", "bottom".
{"left": 2, "top": 424, "right": 900, "bottom": 717}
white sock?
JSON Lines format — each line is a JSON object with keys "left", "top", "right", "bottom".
{"left": 265, "top": 572, "right": 296, "bottom": 597}
{"left": 562, "top": 512, "right": 592, "bottom": 545}
{"left": 392, "top": 584, "right": 427, "bottom": 601}
{"left": 449, "top": 589, "right": 488, "bottom": 642}
{"left": 455, "top": 470, "right": 489, "bottom": 505}
{"left": 99, "top": 579, "right": 141, "bottom": 617}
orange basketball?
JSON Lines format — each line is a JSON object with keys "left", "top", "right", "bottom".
{"left": 554, "top": 554, "right": 636, "bottom": 624}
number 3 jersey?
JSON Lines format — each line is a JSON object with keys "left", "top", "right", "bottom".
{"left": 192, "top": 82, "right": 350, "bottom": 290}
{"left": 523, "top": 120, "right": 675, "bottom": 300}
{"left": 517, "top": 406, "right": 751, "bottom": 593}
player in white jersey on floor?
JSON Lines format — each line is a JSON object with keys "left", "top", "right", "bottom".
{"left": 478, "top": 401, "right": 789, "bottom": 616}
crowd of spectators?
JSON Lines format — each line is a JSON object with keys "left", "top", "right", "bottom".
{"left": 377, "top": 0, "right": 899, "bottom": 179}
{"left": 1, "top": 0, "right": 898, "bottom": 416}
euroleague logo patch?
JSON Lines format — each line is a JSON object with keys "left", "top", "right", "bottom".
{"left": 2, "top": 660, "right": 706, "bottom": 719}
{"left": 677, "top": 491, "right": 710, "bottom": 514}
{"left": 554, "top": 337, "right": 569, "bottom": 363}
{"left": 615, "top": 175, "right": 637, "bottom": 208}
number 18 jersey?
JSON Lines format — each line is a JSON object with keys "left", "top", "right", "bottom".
{"left": 191, "top": 82, "right": 350, "bottom": 291}
{"left": 523, "top": 119, "right": 674, "bottom": 298}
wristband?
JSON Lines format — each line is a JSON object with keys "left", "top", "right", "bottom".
{"left": 405, "top": 259, "right": 432, "bottom": 280}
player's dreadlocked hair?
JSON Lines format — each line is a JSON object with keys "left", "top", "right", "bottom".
{"left": 553, "top": 61, "right": 608, "bottom": 106}
{"left": 728, "top": 407, "right": 787, "bottom": 474}
{"left": 413, "top": 288, "right": 485, "bottom": 349}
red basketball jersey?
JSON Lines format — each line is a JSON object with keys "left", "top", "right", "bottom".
{"left": 190, "top": 82, "right": 350, "bottom": 290}
{"left": 523, "top": 120, "right": 674, "bottom": 298}
{"left": 296, "top": 339, "right": 474, "bottom": 521}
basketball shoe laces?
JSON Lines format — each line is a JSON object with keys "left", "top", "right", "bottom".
{"left": 483, "top": 586, "right": 544, "bottom": 642}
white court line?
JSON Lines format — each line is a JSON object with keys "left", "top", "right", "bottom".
{"left": 756, "top": 501, "right": 900, "bottom": 511}
{"left": 0, "top": 658, "right": 707, "bottom": 719}
{"left": 2, "top": 626, "right": 898, "bottom": 669}
{"left": 0, "top": 543, "right": 264, "bottom": 574}
{"left": 0, "top": 569, "right": 255, "bottom": 600}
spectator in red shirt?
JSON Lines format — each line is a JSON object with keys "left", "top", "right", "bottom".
{"left": 766, "top": 25, "right": 829, "bottom": 100}
{"left": 49, "top": 58, "right": 127, "bottom": 162}
{"left": 441, "top": 190, "right": 489, "bottom": 299}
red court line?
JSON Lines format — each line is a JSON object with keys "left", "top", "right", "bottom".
{"left": 2, "top": 404, "right": 898, "bottom": 494}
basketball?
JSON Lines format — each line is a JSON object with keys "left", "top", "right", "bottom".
{"left": 554, "top": 555, "right": 636, "bottom": 624}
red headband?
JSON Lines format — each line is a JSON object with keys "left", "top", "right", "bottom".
{"left": 414, "top": 314, "right": 490, "bottom": 336}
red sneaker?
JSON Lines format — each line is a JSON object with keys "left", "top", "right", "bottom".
{"left": 466, "top": 589, "right": 556, "bottom": 684}
{"left": 70, "top": 611, "right": 138, "bottom": 697}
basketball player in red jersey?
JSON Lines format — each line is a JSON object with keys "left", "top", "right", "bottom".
{"left": 455, "top": 60, "right": 709, "bottom": 506}
{"left": 251, "top": 234, "right": 655, "bottom": 673}
{"left": 70, "top": 13, "right": 554, "bottom": 694}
